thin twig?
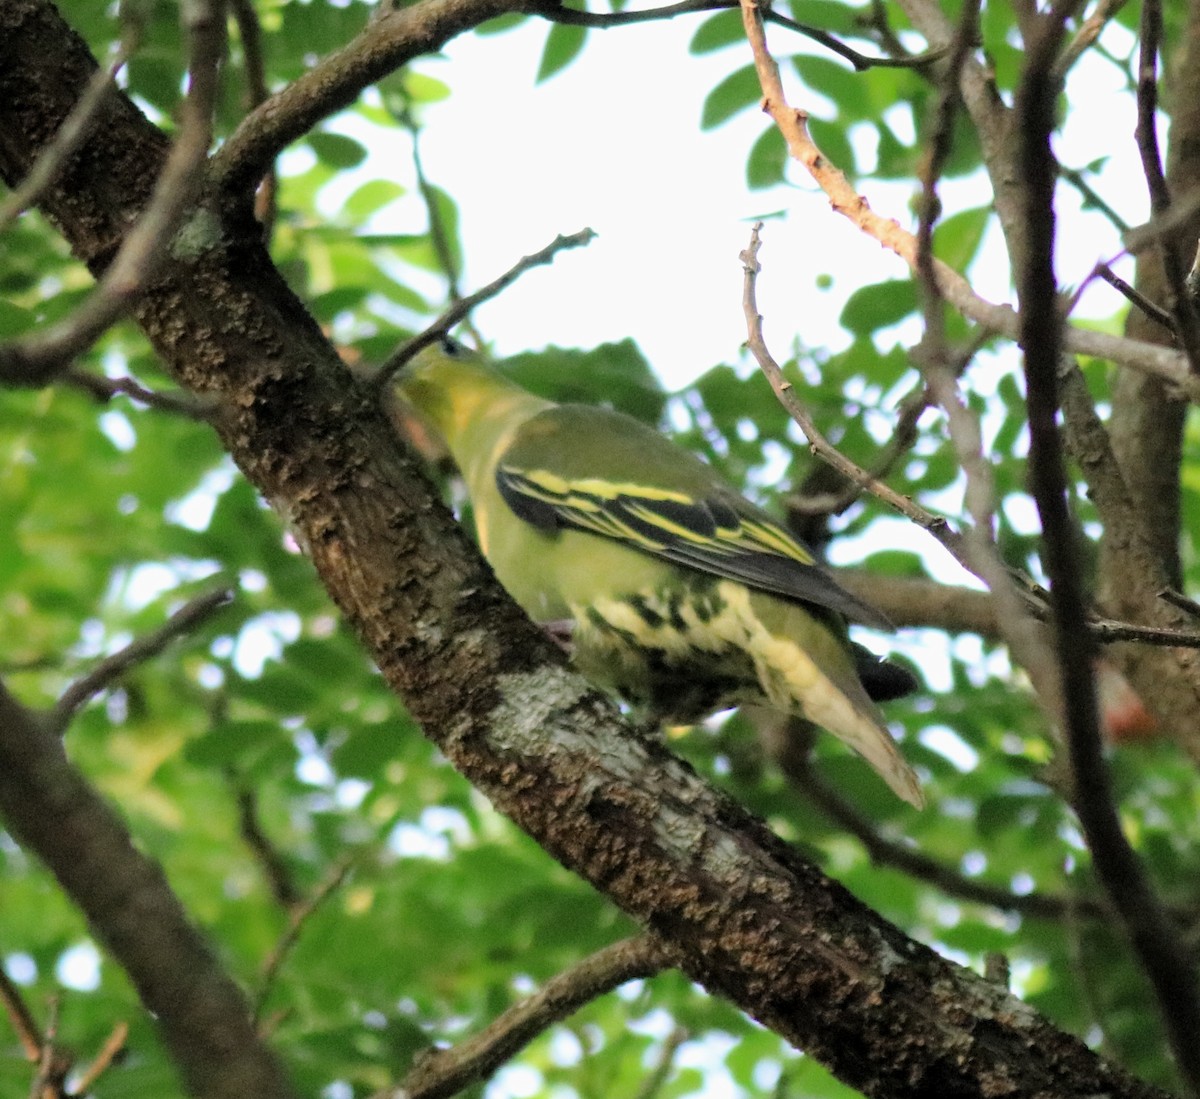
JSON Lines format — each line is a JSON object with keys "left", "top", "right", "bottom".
{"left": 62, "top": 368, "right": 216, "bottom": 419}
{"left": 0, "top": 966, "right": 42, "bottom": 1062}
{"left": 740, "top": 0, "right": 1074, "bottom": 736}
{"left": 0, "top": 39, "right": 137, "bottom": 229}
{"left": 28, "top": 995, "right": 64, "bottom": 1099}
{"left": 1160, "top": 588, "right": 1200, "bottom": 619}
{"left": 1093, "top": 263, "right": 1174, "bottom": 330}
{"left": 1053, "top": 0, "right": 1129, "bottom": 81}
{"left": 234, "top": 781, "right": 303, "bottom": 912}
{"left": 0, "top": 0, "right": 224, "bottom": 387}
{"left": 372, "top": 228, "right": 596, "bottom": 392}
{"left": 69, "top": 1021, "right": 129, "bottom": 1097}
{"left": 1133, "top": 0, "right": 1200, "bottom": 372}
{"left": 785, "top": 376, "right": 935, "bottom": 518}
{"left": 381, "top": 935, "right": 669, "bottom": 1099}
{"left": 1088, "top": 617, "right": 1200, "bottom": 648}
{"left": 739, "top": 226, "right": 974, "bottom": 580}
{"left": 228, "top": 0, "right": 277, "bottom": 237}
{"left": 395, "top": 107, "right": 484, "bottom": 347}
{"left": 51, "top": 587, "right": 233, "bottom": 733}
{"left": 253, "top": 857, "right": 353, "bottom": 1023}
{"left": 539, "top": 0, "right": 944, "bottom": 70}
{"left": 736, "top": 0, "right": 1200, "bottom": 402}
{"left": 1017, "top": 9, "right": 1200, "bottom": 1095}
{"left": 631, "top": 1026, "right": 688, "bottom": 1099}
{"left": 773, "top": 731, "right": 1110, "bottom": 921}
{"left": 1060, "top": 165, "right": 1131, "bottom": 234}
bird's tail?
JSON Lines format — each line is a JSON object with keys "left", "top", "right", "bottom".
{"left": 745, "top": 591, "right": 924, "bottom": 808}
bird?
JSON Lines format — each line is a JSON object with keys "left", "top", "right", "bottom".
{"left": 396, "top": 339, "right": 923, "bottom": 807}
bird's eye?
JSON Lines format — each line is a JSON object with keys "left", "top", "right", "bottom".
{"left": 440, "top": 335, "right": 467, "bottom": 358}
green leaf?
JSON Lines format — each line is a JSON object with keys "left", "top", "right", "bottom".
{"left": 807, "top": 115, "right": 856, "bottom": 175}
{"left": 839, "top": 280, "right": 918, "bottom": 336}
{"left": 308, "top": 132, "right": 369, "bottom": 170}
{"left": 792, "top": 54, "right": 870, "bottom": 118}
{"left": 537, "top": 22, "right": 587, "bottom": 83}
{"left": 689, "top": 10, "right": 744, "bottom": 54}
{"left": 700, "top": 64, "right": 760, "bottom": 130}
{"left": 934, "top": 205, "right": 991, "bottom": 271}
{"left": 342, "top": 179, "right": 405, "bottom": 219}
{"left": 746, "top": 125, "right": 787, "bottom": 190}
{"left": 185, "top": 720, "right": 281, "bottom": 767}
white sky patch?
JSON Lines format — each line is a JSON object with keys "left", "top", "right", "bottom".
{"left": 3, "top": 953, "right": 36, "bottom": 985}
{"left": 918, "top": 723, "right": 980, "bottom": 772}
{"left": 98, "top": 409, "right": 135, "bottom": 452}
{"left": 56, "top": 941, "right": 101, "bottom": 991}
{"left": 166, "top": 461, "right": 238, "bottom": 531}
{"left": 232, "top": 611, "right": 302, "bottom": 677}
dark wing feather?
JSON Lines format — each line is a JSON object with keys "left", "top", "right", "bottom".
{"left": 496, "top": 464, "right": 892, "bottom": 628}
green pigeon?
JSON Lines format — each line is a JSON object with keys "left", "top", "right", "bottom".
{"left": 397, "top": 340, "right": 922, "bottom": 807}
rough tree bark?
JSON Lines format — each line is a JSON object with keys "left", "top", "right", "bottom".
{"left": 0, "top": 3, "right": 1179, "bottom": 1098}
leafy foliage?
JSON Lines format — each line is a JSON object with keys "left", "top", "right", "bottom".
{"left": 1, "top": 0, "right": 1196, "bottom": 1097}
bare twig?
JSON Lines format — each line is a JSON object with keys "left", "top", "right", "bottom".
{"left": 1134, "top": 0, "right": 1200, "bottom": 372}
{"left": 785, "top": 376, "right": 935, "bottom": 518}
{"left": 68, "top": 1021, "right": 129, "bottom": 1097}
{"left": 631, "top": 1026, "right": 688, "bottom": 1099}
{"left": 1088, "top": 617, "right": 1200, "bottom": 648}
{"left": 1160, "top": 588, "right": 1200, "bottom": 619}
{"left": 253, "top": 857, "right": 353, "bottom": 1023}
{"left": 1053, "top": 0, "right": 1129, "bottom": 80}
{"left": 234, "top": 782, "right": 303, "bottom": 912}
{"left": 768, "top": 723, "right": 1111, "bottom": 921}
{"left": 0, "top": 0, "right": 224, "bottom": 387}
{"left": 372, "top": 228, "right": 596, "bottom": 392}
{"left": 394, "top": 108, "right": 484, "bottom": 347}
{"left": 0, "top": 39, "right": 137, "bottom": 229}
{"left": 914, "top": 0, "right": 980, "bottom": 333}
{"left": 0, "top": 679, "right": 296, "bottom": 1099}
{"left": 1060, "top": 165, "right": 1132, "bottom": 234}
{"left": 539, "top": 0, "right": 944, "bottom": 70}
{"left": 28, "top": 995, "right": 64, "bottom": 1099}
{"left": 62, "top": 367, "right": 216, "bottom": 418}
{"left": 737, "top": 0, "right": 1200, "bottom": 401}
{"left": 51, "top": 586, "right": 233, "bottom": 733}
{"left": 228, "top": 0, "right": 277, "bottom": 236}
{"left": 0, "top": 966, "right": 43, "bottom": 1062}
{"left": 741, "top": 226, "right": 1018, "bottom": 592}
{"left": 1093, "top": 263, "right": 1174, "bottom": 330}
{"left": 380, "top": 935, "right": 669, "bottom": 1099}
{"left": 1017, "top": 10, "right": 1200, "bottom": 1094}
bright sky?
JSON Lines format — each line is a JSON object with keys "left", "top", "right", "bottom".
{"left": 396, "top": 14, "right": 1150, "bottom": 388}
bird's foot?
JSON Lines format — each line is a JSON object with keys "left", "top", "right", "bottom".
{"left": 540, "top": 619, "right": 575, "bottom": 655}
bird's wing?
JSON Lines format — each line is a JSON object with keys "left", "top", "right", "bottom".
{"left": 495, "top": 460, "right": 891, "bottom": 629}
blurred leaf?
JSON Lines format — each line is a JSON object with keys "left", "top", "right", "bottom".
{"left": 308, "top": 131, "right": 369, "bottom": 170}
{"left": 701, "top": 64, "right": 761, "bottom": 129}
{"left": 690, "top": 9, "right": 745, "bottom": 53}
{"left": 537, "top": 22, "right": 587, "bottom": 82}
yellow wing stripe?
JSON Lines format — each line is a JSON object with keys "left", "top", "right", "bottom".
{"left": 501, "top": 465, "right": 818, "bottom": 566}
{"left": 518, "top": 469, "right": 693, "bottom": 505}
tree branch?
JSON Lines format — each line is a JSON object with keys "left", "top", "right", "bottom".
{"left": 1016, "top": 12, "right": 1200, "bottom": 1095}
{"left": 383, "top": 935, "right": 669, "bottom": 1099}
{"left": 373, "top": 228, "right": 596, "bottom": 392}
{"left": 0, "top": 678, "right": 295, "bottom": 1099}
{"left": 211, "top": 0, "right": 544, "bottom": 200}
{"left": 253, "top": 857, "right": 353, "bottom": 1024}
{"left": 50, "top": 586, "right": 232, "bottom": 734}
{"left": 0, "top": 0, "right": 223, "bottom": 386}
{"left": 536, "top": 0, "right": 944, "bottom": 71}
